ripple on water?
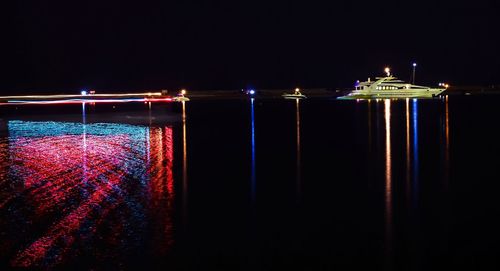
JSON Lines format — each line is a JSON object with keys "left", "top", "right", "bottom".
{"left": 0, "top": 121, "right": 175, "bottom": 269}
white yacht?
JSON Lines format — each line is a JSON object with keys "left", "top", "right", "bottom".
{"left": 338, "top": 68, "right": 446, "bottom": 99}
{"left": 282, "top": 88, "right": 307, "bottom": 99}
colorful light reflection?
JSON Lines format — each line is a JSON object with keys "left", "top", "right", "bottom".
{"left": 296, "top": 99, "right": 302, "bottom": 200}
{"left": 1, "top": 97, "right": 172, "bottom": 106}
{"left": 182, "top": 101, "right": 188, "bottom": 225}
{"left": 0, "top": 121, "right": 175, "bottom": 268}
{"left": 412, "top": 99, "right": 419, "bottom": 206}
{"left": 384, "top": 99, "right": 393, "bottom": 266}
{"left": 250, "top": 98, "right": 256, "bottom": 202}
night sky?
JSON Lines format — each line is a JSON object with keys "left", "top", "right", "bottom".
{"left": 4, "top": 1, "right": 500, "bottom": 94}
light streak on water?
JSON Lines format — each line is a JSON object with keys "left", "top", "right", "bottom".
{"left": 1, "top": 97, "right": 173, "bottom": 105}
{"left": 296, "top": 99, "right": 302, "bottom": 200}
{"left": 444, "top": 96, "right": 450, "bottom": 186}
{"left": 384, "top": 99, "right": 393, "bottom": 268}
{"left": 406, "top": 99, "right": 411, "bottom": 202}
{"left": 0, "top": 120, "right": 175, "bottom": 268}
{"left": 413, "top": 99, "right": 419, "bottom": 206}
{"left": 0, "top": 92, "right": 164, "bottom": 100}
{"left": 182, "top": 101, "right": 188, "bottom": 225}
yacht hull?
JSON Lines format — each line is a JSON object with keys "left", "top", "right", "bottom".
{"left": 338, "top": 88, "right": 445, "bottom": 100}
{"left": 282, "top": 94, "right": 307, "bottom": 99}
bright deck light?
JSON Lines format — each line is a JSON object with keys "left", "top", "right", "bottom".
{"left": 181, "top": 89, "right": 186, "bottom": 95}
{"left": 384, "top": 67, "right": 390, "bottom": 76}
{"left": 81, "top": 90, "right": 87, "bottom": 96}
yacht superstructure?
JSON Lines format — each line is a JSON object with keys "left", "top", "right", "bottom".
{"left": 338, "top": 69, "right": 446, "bottom": 99}
{"left": 282, "top": 88, "right": 307, "bottom": 99}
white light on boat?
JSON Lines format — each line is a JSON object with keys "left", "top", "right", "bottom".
{"left": 337, "top": 69, "right": 447, "bottom": 100}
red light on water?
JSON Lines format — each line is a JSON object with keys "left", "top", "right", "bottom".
{"left": 2, "top": 123, "right": 175, "bottom": 268}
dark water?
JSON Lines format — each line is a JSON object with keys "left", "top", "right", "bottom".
{"left": 1, "top": 96, "right": 500, "bottom": 270}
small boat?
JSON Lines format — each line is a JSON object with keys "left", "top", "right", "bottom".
{"left": 338, "top": 68, "right": 446, "bottom": 100}
{"left": 172, "top": 96, "right": 190, "bottom": 102}
{"left": 172, "top": 89, "right": 190, "bottom": 102}
{"left": 282, "top": 88, "right": 307, "bottom": 99}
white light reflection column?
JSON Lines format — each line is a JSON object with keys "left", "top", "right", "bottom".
{"left": 296, "top": 99, "right": 302, "bottom": 202}
{"left": 182, "top": 101, "right": 188, "bottom": 225}
{"left": 148, "top": 101, "right": 152, "bottom": 126}
{"left": 384, "top": 99, "right": 393, "bottom": 267}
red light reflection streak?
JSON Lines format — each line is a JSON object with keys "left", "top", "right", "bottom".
{"left": 5, "top": 123, "right": 175, "bottom": 268}
{"left": 295, "top": 99, "right": 301, "bottom": 200}
{"left": 165, "top": 127, "right": 174, "bottom": 230}
{"left": 148, "top": 127, "right": 175, "bottom": 254}
{"left": 10, "top": 135, "right": 131, "bottom": 215}
{"left": 0, "top": 140, "right": 12, "bottom": 208}
{"left": 83, "top": 103, "right": 87, "bottom": 182}
{"left": 181, "top": 101, "right": 188, "bottom": 227}
{"left": 384, "top": 99, "right": 393, "bottom": 264}
{"left": 12, "top": 157, "right": 128, "bottom": 268}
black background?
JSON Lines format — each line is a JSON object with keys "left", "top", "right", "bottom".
{"left": 3, "top": 0, "right": 500, "bottom": 94}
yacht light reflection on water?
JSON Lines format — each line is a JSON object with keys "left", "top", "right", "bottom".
{"left": 338, "top": 67, "right": 446, "bottom": 99}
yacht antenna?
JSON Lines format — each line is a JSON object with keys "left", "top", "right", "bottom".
{"left": 412, "top": 63, "right": 417, "bottom": 84}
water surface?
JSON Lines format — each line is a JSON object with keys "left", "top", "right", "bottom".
{"left": 1, "top": 96, "right": 500, "bottom": 270}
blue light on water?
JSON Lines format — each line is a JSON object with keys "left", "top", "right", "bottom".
{"left": 82, "top": 103, "right": 86, "bottom": 124}
{"left": 3, "top": 120, "right": 175, "bottom": 267}
{"left": 412, "top": 99, "right": 419, "bottom": 205}
{"left": 8, "top": 120, "right": 148, "bottom": 141}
